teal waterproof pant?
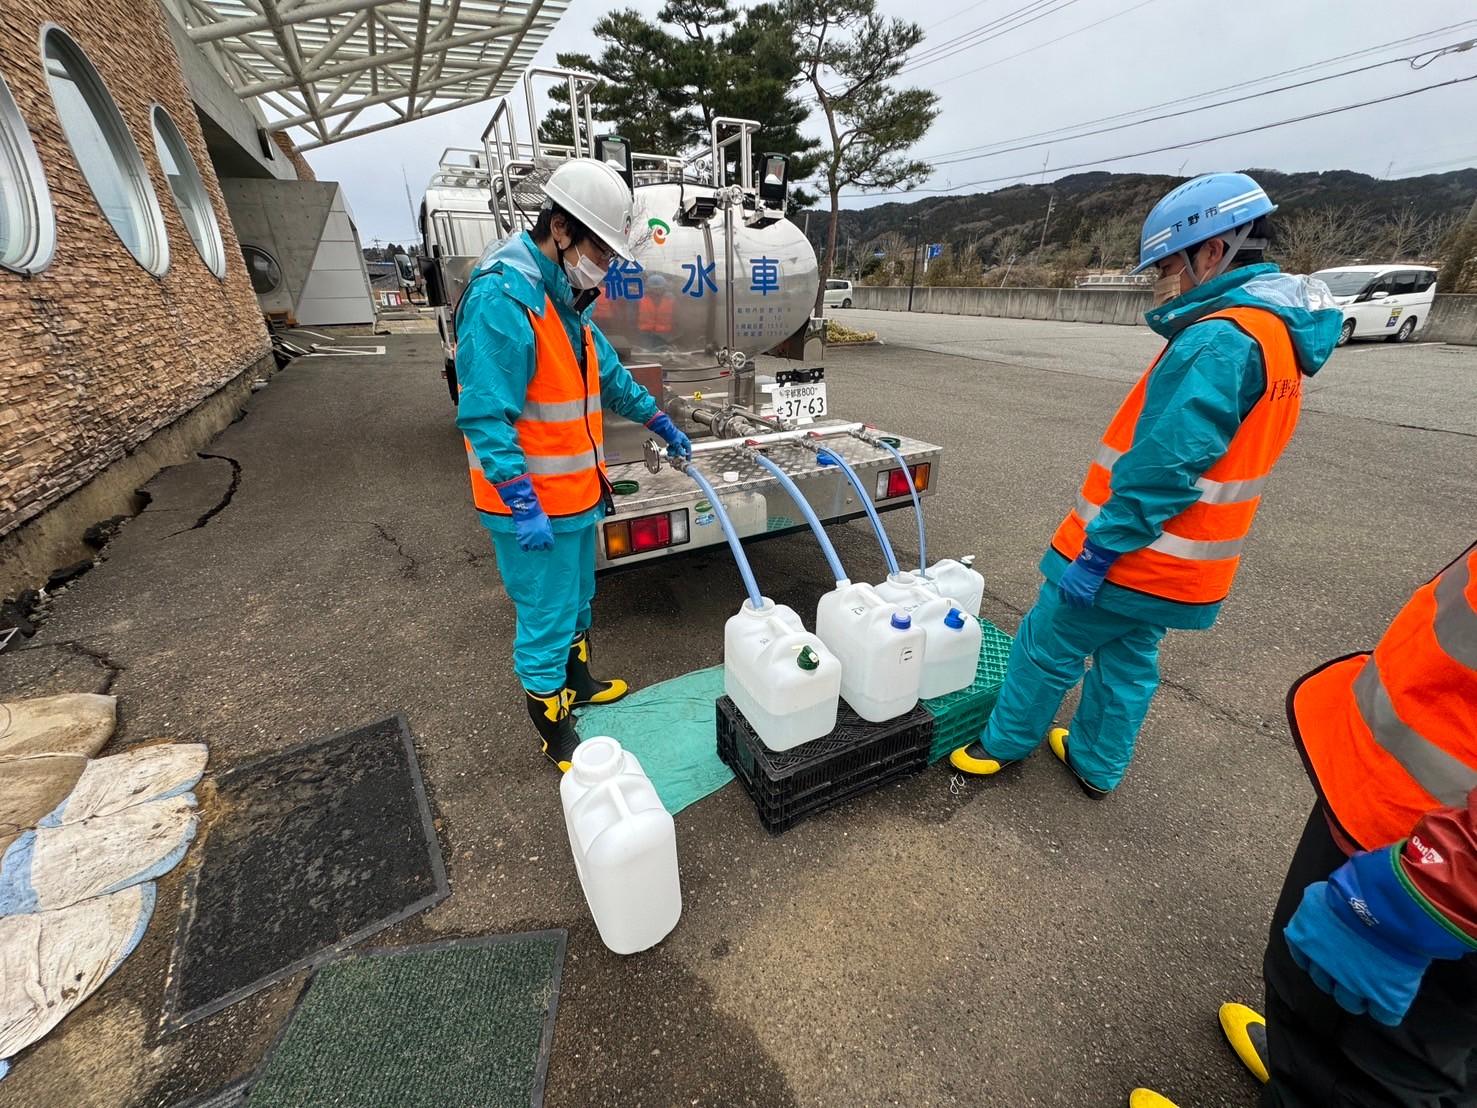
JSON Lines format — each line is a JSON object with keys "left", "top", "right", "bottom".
{"left": 488, "top": 524, "right": 596, "bottom": 694}
{"left": 982, "top": 581, "right": 1167, "bottom": 791}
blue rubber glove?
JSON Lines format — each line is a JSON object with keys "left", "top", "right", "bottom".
{"left": 495, "top": 474, "right": 554, "bottom": 552}
{"left": 646, "top": 412, "right": 692, "bottom": 460}
{"left": 1058, "top": 539, "right": 1120, "bottom": 608}
{"left": 1283, "top": 844, "right": 1476, "bottom": 1027}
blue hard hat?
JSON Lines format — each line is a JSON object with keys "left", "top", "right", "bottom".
{"left": 1132, "top": 172, "right": 1277, "bottom": 274}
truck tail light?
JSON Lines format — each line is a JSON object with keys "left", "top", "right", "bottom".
{"left": 604, "top": 510, "right": 690, "bottom": 559}
{"left": 876, "top": 463, "right": 931, "bottom": 500}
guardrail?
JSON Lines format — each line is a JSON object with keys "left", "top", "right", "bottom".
{"left": 851, "top": 286, "right": 1477, "bottom": 345}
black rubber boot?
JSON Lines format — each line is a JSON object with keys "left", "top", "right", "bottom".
{"left": 526, "top": 688, "right": 580, "bottom": 771}
{"left": 565, "top": 631, "right": 630, "bottom": 707}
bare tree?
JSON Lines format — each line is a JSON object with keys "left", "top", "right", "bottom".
{"left": 1374, "top": 205, "right": 1424, "bottom": 261}
{"left": 1085, "top": 213, "right": 1139, "bottom": 272}
{"left": 1276, "top": 206, "right": 1367, "bottom": 274}
{"left": 1417, "top": 210, "right": 1464, "bottom": 263}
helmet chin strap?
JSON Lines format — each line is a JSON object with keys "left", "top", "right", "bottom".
{"left": 1181, "top": 223, "right": 1256, "bottom": 287}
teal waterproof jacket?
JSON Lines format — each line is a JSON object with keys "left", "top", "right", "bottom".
{"left": 1041, "top": 264, "right": 1343, "bottom": 629}
{"left": 455, "top": 233, "right": 659, "bottom": 534}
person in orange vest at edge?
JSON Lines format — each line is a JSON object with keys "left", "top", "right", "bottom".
{"left": 950, "top": 172, "right": 1342, "bottom": 794}
{"left": 455, "top": 159, "right": 691, "bottom": 771}
{"left": 1133, "top": 542, "right": 1477, "bottom": 1107}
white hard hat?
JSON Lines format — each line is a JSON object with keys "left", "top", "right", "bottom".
{"left": 541, "top": 159, "right": 636, "bottom": 261}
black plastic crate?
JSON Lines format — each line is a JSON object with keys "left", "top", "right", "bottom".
{"left": 716, "top": 696, "right": 933, "bottom": 834}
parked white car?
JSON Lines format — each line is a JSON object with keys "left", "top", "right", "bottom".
{"left": 823, "top": 278, "right": 854, "bottom": 309}
{"left": 1312, "top": 264, "right": 1438, "bottom": 346}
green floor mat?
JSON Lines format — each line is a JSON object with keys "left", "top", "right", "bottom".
{"left": 247, "top": 931, "right": 566, "bottom": 1108}
{"left": 575, "top": 666, "right": 734, "bottom": 814}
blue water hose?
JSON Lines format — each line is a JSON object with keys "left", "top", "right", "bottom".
{"left": 869, "top": 439, "right": 926, "bottom": 574}
{"left": 747, "top": 451, "right": 849, "bottom": 584}
{"left": 684, "top": 463, "right": 764, "bottom": 610}
{"left": 815, "top": 448, "right": 900, "bottom": 576}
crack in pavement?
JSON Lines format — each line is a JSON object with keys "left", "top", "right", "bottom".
{"left": 11, "top": 639, "right": 125, "bottom": 695}
{"left": 1157, "top": 674, "right": 1283, "bottom": 741}
{"left": 169, "top": 453, "right": 242, "bottom": 536}
{"left": 371, "top": 522, "right": 419, "bottom": 579}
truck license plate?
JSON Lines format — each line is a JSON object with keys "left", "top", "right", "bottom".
{"left": 772, "top": 382, "right": 828, "bottom": 423}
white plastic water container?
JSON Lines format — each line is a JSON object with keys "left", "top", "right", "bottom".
{"left": 815, "top": 581, "right": 926, "bottom": 722}
{"left": 874, "top": 571, "right": 983, "bottom": 699}
{"left": 920, "top": 557, "right": 985, "bottom": 618}
{"left": 560, "top": 737, "right": 681, "bottom": 955}
{"left": 724, "top": 598, "right": 842, "bottom": 750}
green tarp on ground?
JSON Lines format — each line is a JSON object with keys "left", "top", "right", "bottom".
{"left": 575, "top": 666, "right": 734, "bottom": 815}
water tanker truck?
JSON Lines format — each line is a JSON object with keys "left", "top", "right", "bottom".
{"left": 420, "top": 68, "right": 945, "bottom": 573}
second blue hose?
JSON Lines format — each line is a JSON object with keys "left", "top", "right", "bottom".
{"left": 748, "top": 451, "right": 848, "bottom": 583}
{"left": 816, "top": 448, "right": 900, "bottom": 576}
{"left": 685, "top": 463, "right": 764, "bottom": 609}
{"left": 871, "top": 439, "right": 926, "bottom": 574}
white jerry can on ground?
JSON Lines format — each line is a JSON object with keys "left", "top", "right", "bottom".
{"left": 724, "top": 598, "right": 841, "bottom": 751}
{"left": 815, "top": 581, "right": 926, "bottom": 722}
{"left": 874, "top": 571, "right": 982, "bottom": 699}
{"left": 560, "top": 738, "right": 681, "bottom": 955}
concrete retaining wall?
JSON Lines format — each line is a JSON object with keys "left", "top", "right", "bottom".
{"left": 1425, "top": 294, "right": 1477, "bottom": 345}
{"left": 852, "top": 285, "right": 1477, "bottom": 345}
{"left": 852, "top": 285, "right": 1153, "bottom": 325}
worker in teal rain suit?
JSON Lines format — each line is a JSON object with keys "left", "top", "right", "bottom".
{"left": 951, "top": 173, "right": 1342, "bottom": 794}
{"left": 456, "top": 159, "right": 691, "bottom": 771}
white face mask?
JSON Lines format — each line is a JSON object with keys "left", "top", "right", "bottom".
{"left": 562, "top": 244, "right": 608, "bottom": 291}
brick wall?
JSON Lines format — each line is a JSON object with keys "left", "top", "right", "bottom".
{"left": 273, "top": 131, "right": 316, "bottom": 182}
{"left": 0, "top": 0, "right": 271, "bottom": 538}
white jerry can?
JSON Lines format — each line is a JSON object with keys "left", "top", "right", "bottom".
{"left": 874, "top": 572, "right": 983, "bottom": 699}
{"left": 920, "top": 558, "right": 985, "bottom": 619}
{"left": 560, "top": 738, "right": 681, "bottom": 955}
{"left": 815, "top": 581, "right": 926, "bottom": 722}
{"left": 724, "top": 597, "right": 841, "bottom": 750}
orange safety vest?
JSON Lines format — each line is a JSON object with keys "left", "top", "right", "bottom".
{"left": 1051, "top": 305, "right": 1304, "bottom": 606}
{"left": 467, "top": 296, "right": 607, "bottom": 517}
{"left": 1292, "top": 544, "right": 1477, "bottom": 852}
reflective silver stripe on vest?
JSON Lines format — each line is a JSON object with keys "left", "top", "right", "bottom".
{"left": 1354, "top": 656, "right": 1477, "bottom": 807}
{"left": 525, "top": 449, "right": 598, "bottom": 476}
{"left": 1073, "top": 497, "right": 1246, "bottom": 561}
{"left": 1091, "top": 443, "right": 1265, "bottom": 504}
{"left": 1434, "top": 555, "right": 1477, "bottom": 672}
{"left": 522, "top": 396, "right": 597, "bottom": 423}
{"left": 465, "top": 442, "right": 484, "bottom": 474}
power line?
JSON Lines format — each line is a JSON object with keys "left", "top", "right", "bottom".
{"left": 924, "top": 0, "right": 992, "bottom": 33}
{"left": 840, "top": 71, "right": 1477, "bottom": 198}
{"left": 932, "top": 0, "right": 1163, "bottom": 88}
{"left": 902, "top": 0, "right": 1088, "bottom": 74}
{"left": 905, "top": 0, "right": 1064, "bottom": 65}
{"left": 913, "top": 19, "right": 1477, "bottom": 163}
{"left": 922, "top": 38, "right": 1476, "bottom": 172}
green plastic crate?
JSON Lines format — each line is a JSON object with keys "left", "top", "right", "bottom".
{"left": 922, "top": 618, "right": 1013, "bottom": 764}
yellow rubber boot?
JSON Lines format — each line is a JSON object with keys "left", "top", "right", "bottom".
{"left": 566, "top": 632, "right": 630, "bottom": 707}
{"left": 1129, "top": 1091, "right": 1180, "bottom": 1108}
{"left": 526, "top": 688, "right": 580, "bottom": 772}
{"left": 1049, "top": 727, "right": 1108, "bottom": 798}
{"left": 949, "top": 740, "right": 1015, "bottom": 776}
{"left": 1219, "top": 1002, "right": 1270, "bottom": 1083}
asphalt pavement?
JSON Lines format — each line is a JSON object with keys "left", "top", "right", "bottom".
{"left": 1, "top": 309, "right": 1473, "bottom": 1107}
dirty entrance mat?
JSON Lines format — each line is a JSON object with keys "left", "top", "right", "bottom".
{"left": 160, "top": 715, "right": 448, "bottom": 1031}
{"left": 246, "top": 931, "right": 566, "bottom": 1108}
{"left": 575, "top": 665, "right": 733, "bottom": 814}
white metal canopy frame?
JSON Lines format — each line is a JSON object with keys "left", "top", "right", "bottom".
{"left": 166, "top": 0, "right": 571, "bottom": 151}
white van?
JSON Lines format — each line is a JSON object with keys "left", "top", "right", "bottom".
{"left": 1312, "top": 264, "right": 1438, "bottom": 346}
{"left": 823, "top": 279, "right": 854, "bottom": 309}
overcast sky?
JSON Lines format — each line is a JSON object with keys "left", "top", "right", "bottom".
{"left": 303, "top": 0, "right": 1477, "bottom": 244}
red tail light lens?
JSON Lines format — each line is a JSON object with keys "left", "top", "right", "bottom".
{"left": 877, "top": 463, "right": 931, "bottom": 500}
{"left": 603, "top": 510, "right": 691, "bottom": 559}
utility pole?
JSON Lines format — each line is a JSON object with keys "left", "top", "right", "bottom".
{"left": 907, "top": 219, "right": 922, "bottom": 312}
{"left": 1038, "top": 194, "right": 1056, "bottom": 252}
